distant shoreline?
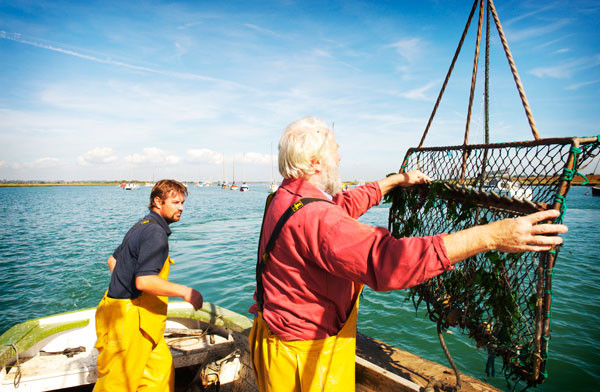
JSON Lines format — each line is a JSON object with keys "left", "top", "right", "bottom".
{"left": 1, "top": 177, "right": 598, "bottom": 188}
{"left": 0, "top": 173, "right": 600, "bottom": 188}
{"left": 0, "top": 182, "right": 121, "bottom": 187}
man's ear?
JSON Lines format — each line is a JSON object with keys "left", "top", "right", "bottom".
{"left": 153, "top": 196, "right": 164, "bottom": 209}
{"left": 310, "top": 158, "right": 322, "bottom": 174}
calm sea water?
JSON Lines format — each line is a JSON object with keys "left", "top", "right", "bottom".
{"left": 0, "top": 184, "right": 598, "bottom": 391}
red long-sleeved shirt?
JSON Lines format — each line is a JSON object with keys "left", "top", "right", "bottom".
{"left": 250, "top": 178, "right": 452, "bottom": 341}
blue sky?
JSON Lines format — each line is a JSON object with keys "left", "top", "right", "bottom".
{"left": 1, "top": 0, "right": 599, "bottom": 182}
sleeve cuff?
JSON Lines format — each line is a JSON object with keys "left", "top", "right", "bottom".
{"left": 433, "top": 233, "right": 454, "bottom": 271}
{"left": 373, "top": 181, "right": 383, "bottom": 205}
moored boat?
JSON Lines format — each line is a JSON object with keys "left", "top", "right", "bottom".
{"left": 592, "top": 186, "right": 600, "bottom": 196}
{"left": 123, "top": 183, "right": 138, "bottom": 190}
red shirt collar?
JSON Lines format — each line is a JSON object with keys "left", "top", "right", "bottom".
{"left": 279, "top": 177, "right": 330, "bottom": 199}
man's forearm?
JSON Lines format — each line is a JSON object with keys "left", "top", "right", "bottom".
{"left": 135, "top": 275, "right": 191, "bottom": 298}
{"left": 136, "top": 275, "right": 204, "bottom": 310}
{"left": 443, "top": 225, "right": 494, "bottom": 265}
{"left": 378, "top": 171, "right": 431, "bottom": 196}
{"left": 442, "top": 209, "right": 567, "bottom": 265}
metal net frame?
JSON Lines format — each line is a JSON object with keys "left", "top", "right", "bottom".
{"left": 386, "top": 0, "right": 600, "bottom": 388}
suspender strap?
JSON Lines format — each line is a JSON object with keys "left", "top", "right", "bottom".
{"left": 256, "top": 194, "right": 334, "bottom": 312}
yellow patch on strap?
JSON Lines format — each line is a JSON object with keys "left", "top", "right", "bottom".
{"left": 291, "top": 200, "right": 304, "bottom": 212}
{"left": 141, "top": 220, "right": 150, "bottom": 224}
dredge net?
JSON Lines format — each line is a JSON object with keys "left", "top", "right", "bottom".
{"left": 384, "top": 0, "right": 600, "bottom": 387}
{"left": 387, "top": 137, "right": 599, "bottom": 387}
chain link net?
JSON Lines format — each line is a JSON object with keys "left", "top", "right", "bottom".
{"left": 387, "top": 136, "right": 599, "bottom": 387}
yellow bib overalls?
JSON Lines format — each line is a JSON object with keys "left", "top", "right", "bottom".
{"left": 249, "top": 284, "right": 363, "bottom": 392}
{"left": 94, "top": 257, "right": 175, "bottom": 391}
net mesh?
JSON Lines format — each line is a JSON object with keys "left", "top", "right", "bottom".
{"left": 387, "top": 136, "right": 599, "bottom": 386}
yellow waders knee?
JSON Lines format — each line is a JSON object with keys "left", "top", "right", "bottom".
{"left": 250, "top": 286, "right": 362, "bottom": 392}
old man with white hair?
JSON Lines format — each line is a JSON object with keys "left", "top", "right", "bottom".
{"left": 249, "top": 116, "right": 567, "bottom": 391}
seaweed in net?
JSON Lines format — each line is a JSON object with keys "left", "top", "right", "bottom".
{"left": 386, "top": 0, "right": 600, "bottom": 389}
{"left": 387, "top": 138, "right": 599, "bottom": 388}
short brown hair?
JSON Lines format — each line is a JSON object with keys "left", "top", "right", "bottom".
{"left": 148, "top": 179, "right": 188, "bottom": 209}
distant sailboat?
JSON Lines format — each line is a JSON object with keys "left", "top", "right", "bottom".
{"left": 221, "top": 154, "right": 228, "bottom": 189}
{"left": 230, "top": 159, "right": 238, "bottom": 191}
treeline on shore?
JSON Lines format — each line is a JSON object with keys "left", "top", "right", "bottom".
{"left": 1, "top": 174, "right": 599, "bottom": 187}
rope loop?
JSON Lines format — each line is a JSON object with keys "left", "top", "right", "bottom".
{"left": 400, "top": 152, "right": 412, "bottom": 172}
{"left": 553, "top": 194, "right": 567, "bottom": 223}
{"left": 6, "top": 340, "right": 21, "bottom": 388}
{"left": 560, "top": 168, "right": 575, "bottom": 181}
{"left": 561, "top": 146, "right": 589, "bottom": 184}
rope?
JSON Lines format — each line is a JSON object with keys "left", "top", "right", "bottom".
{"left": 488, "top": 0, "right": 540, "bottom": 140}
{"left": 400, "top": 152, "right": 412, "bottom": 172}
{"left": 560, "top": 146, "right": 589, "bottom": 184}
{"left": 464, "top": 0, "right": 485, "bottom": 146}
{"left": 484, "top": 1, "right": 490, "bottom": 145}
{"left": 553, "top": 194, "right": 566, "bottom": 224}
{"left": 437, "top": 320, "right": 462, "bottom": 390}
{"left": 7, "top": 340, "right": 21, "bottom": 388}
{"left": 418, "top": 0, "right": 480, "bottom": 148}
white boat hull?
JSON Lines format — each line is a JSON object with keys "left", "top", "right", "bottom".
{"left": 0, "top": 302, "right": 255, "bottom": 392}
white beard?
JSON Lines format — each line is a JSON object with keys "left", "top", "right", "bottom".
{"left": 321, "top": 158, "right": 342, "bottom": 196}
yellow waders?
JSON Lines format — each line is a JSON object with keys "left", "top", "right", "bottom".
{"left": 249, "top": 285, "right": 363, "bottom": 392}
{"left": 94, "top": 257, "right": 175, "bottom": 392}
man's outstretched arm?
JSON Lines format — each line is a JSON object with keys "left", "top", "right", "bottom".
{"left": 443, "top": 209, "right": 567, "bottom": 264}
{"left": 135, "top": 275, "right": 204, "bottom": 310}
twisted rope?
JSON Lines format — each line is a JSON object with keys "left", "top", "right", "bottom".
{"left": 488, "top": 0, "right": 540, "bottom": 140}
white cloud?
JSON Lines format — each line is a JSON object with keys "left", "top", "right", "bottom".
{"left": 0, "top": 161, "right": 19, "bottom": 169}
{"left": 530, "top": 55, "right": 600, "bottom": 79}
{"left": 565, "top": 79, "right": 600, "bottom": 91}
{"left": 503, "top": 4, "right": 560, "bottom": 26}
{"left": 554, "top": 48, "right": 570, "bottom": 54}
{"left": 387, "top": 38, "right": 423, "bottom": 62}
{"left": 26, "top": 157, "right": 61, "bottom": 168}
{"left": 244, "top": 24, "right": 281, "bottom": 38}
{"left": 506, "top": 19, "right": 571, "bottom": 42}
{"left": 39, "top": 81, "right": 229, "bottom": 122}
{"left": 125, "top": 148, "right": 181, "bottom": 165}
{"left": 313, "top": 49, "right": 332, "bottom": 58}
{"left": 0, "top": 31, "right": 241, "bottom": 86}
{"left": 77, "top": 147, "right": 118, "bottom": 166}
{"left": 186, "top": 148, "right": 223, "bottom": 164}
{"left": 176, "top": 21, "right": 204, "bottom": 30}
{"left": 236, "top": 152, "right": 271, "bottom": 165}
{"left": 401, "top": 80, "right": 439, "bottom": 101}
{"left": 174, "top": 36, "right": 193, "bottom": 60}
{"left": 1, "top": 158, "right": 61, "bottom": 170}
